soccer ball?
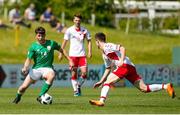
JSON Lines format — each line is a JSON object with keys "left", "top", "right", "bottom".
{"left": 40, "top": 93, "right": 53, "bottom": 105}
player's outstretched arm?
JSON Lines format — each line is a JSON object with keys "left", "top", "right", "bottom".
{"left": 118, "top": 45, "right": 126, "bottom": 67}
{"left": 59, "top": 39, "right": 68, "bottom": 61}
{"left": 94, "top": 67, "right": 111, "bottom": 88}
{"left": 58, "top": 52, "right": 63, "bottom": 61}
{"left": 21, "top": 58, "right": 31, "bottom": 76}
{"left": 59, "top": 47, "right": 74, "bottom": 68}
{"left": 87, "top": 39, "right": 92, "bottom": 58}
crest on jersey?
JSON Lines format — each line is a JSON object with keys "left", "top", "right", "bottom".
{"left": 47, "top": 46, "right": 51, "bottom": 51}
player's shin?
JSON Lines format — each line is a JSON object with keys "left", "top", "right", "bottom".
{"left": 78, "top": 75, "right": 86, "bottom": 86}
{"left": 77, "top": 75, "right": 86, "bottom": 94}
{"left": 147, "top": 84, "right": 167, "bottom": 92}
{"left": 100, "top": 83, "right": 110, "bottom": 103}
{"left": 39, "top": 81, "right": 51, "bottom": 96}
{"left": 71, "top": 77, "right": 79, "bottom": 96}
{"left": 17, "top": 90, "right": 24, "bottom": 96}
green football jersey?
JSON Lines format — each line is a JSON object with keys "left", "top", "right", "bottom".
{"left": 27, "top": 40, "right": 60, "bottom": 69}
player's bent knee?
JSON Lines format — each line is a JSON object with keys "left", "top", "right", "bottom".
{"left": 47, "top": 72, "right": 55, "bottom": 79}
{"left": 71, "top": 75, "right": 77, "bottom": 80}
{"left": 81, "top": 73, "right": 86, "bottom": 77}
{"left": 48, "top": 75, "right": 55, "bottom": 81}
{"left": 81, "top": 74, "right": 87, "bottom": 79}
{"left": 102, "top": 83, "right": 111, "bottom": 88}
{"left": 104, "top": 81, "right": 111, "bottom": 85}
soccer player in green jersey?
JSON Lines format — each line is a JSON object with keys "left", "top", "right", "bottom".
{"left": 13, "top": 26, "right": 73, "bottom": 104}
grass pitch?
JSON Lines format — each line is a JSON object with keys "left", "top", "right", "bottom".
{"left": 0, "top": 87, "right": 180, "bottom": 114}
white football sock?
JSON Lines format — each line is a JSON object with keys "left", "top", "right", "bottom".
{"left": 149, "top": 84, "right": 165, "bottom": 92}
{"left": 71, "top": 79, "right": 78, "bottom": 92}
{"left": 100, "top": 85, "right": 110, "bottom": 102}
{"left": 164, "top": 84, "right": 168, "bottom": 89}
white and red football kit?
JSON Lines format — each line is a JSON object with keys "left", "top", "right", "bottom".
{"left": 64, "top": 25, "right": 91, "bottom": 68}
{"left": 102, "top": 43, "right": 141, "bottom": 84}
{"left": 93, "top": 43, "right": 172, "bottom": 104}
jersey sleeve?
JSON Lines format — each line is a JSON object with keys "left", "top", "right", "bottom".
{"left": 64, "top": 28, "right": 70, "bottom": 40}
{"left": 102, "top": 54, "right": 111, "bottom": 68}
{"left": 53, "top": 41, "right": 61, "bottom": 51}
{"left": 27, "top": 46, "right": 34, "bottom": 59}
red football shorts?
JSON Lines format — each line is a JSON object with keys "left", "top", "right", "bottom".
{"left": 112, "top": 64, "right": 141, "bottom": 84}
{"left": 70, "top": 56, "right": 87, "bottom": 68}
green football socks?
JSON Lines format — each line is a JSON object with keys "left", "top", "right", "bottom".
{"left": 16, "top": 93, "right": 22, "bottom": 98}
{"left": 39, "top": 82, "right": 51, "bottom": 96}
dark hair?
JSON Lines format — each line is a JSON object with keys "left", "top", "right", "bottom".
{"left": 95, "top": 32, "right": 106, "bottom": 42}
{"left": 35, "top": 26, "right": 46, "bottom": 34}
{"left": 74, "top": 13, "right": 82, "bottom": 20}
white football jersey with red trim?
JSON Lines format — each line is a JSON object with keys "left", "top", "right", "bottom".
{"left": 64, "top": 25, "right": 91, "bottom": 56}
{"left": 102, "top": 43, "right": 134, "bottom": 68}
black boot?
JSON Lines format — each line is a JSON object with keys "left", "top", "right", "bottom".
{"left": 36, "top": 96, "right": 42, "bottom": 103}
{"left": 13, "top": 96, "right": 21, "bottom": 104}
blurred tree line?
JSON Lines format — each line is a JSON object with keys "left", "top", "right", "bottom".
{"left": 21, "top": 0, "right": 116, "bottom": 27}
{"left": 1, "top": 0, "right": 179, "bottom": 30}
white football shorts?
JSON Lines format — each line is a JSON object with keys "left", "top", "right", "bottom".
{"left": 28, "top": 67, "right": 54, "bottom": 80}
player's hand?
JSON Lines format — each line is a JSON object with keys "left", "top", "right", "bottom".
{"left": 93, "top": 81, "right": 102, "bottom": 88}
{"left": 88, "top": 52, "right": 92, "bottom": 58}
{"left": 58, "top": 53, "right": 63, "bottom": 61}
{"left": 21, "top": 68, "right": 29, "bottom": 77}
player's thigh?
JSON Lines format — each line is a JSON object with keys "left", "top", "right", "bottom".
{"left": 70, "top": 56, "right": 79, "bottom": 68}
{"left": 20, "top": 75, "right": 35, "bottom": 88}
{"left": 79, "top": 57, "right": 87, "bottom": 68}
{"left": 79, "top": 57, "right": 87, "bottom": 74}
{"left": 104, "top": 73, "right": 120, "bottom": 84}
